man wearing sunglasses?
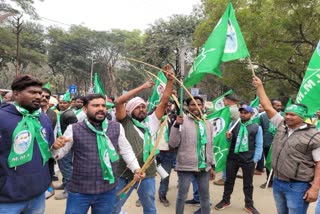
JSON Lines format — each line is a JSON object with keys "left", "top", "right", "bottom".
{"left": 41, "top": 88, "right": 57, "bottom": 129}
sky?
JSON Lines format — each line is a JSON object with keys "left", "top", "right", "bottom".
{"left": 33, "top": 0, "right": 201, "bottom": 31}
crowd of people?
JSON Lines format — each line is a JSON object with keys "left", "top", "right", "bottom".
{"left": 0, "top": 71, "right": 319, "bottom": 214}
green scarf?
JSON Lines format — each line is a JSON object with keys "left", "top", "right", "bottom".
{"left": 132, "top": 117, "right": 159, "bottom": 162}
{"left": 234, "top": 120, "right": 253, "bottom": 153}
{"left": 194, "top": 119, "right": 207, "bottom": 169}
{"left": 56, "top": 111, "right": 62, "bottom": 137}
{"left": 316, "top": 120, "right": 320, "bottom": 131}
{"left": 84, "top": 119, "right": 119, "bottom": 183}
{"left": 8, "top": 103, "right": 51, "bottom": 168}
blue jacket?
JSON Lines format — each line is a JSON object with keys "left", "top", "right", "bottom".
{"left": 0, "top": 103, "right": 54, "bottom": 202}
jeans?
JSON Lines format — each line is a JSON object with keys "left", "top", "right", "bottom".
{"left": 66, "top": 189, "right": 117, "bottom": 214}
{"left": 223, "top": 159, "right": 255, "bottom": 207}
{"left": 315, "top": 192, "right": 320, "bottom": 214}
{"left": 176, "top": 171, "right": 210, "bottom": 214}
{"left": 273, "top": 177, "right": 310, "bottom": 214}
{"left": 191, "top": 176, "right": 200, "bottom": 202}
{"left": 0, "top": 193, "right": 45, "bottom": 214}
{"left": 113, "top": 177, "right": 156, "bottom": 214}
{"left": 158, "top": 151, "right": 176, "bottom": 197}
{"left": 57, "top": 150, "right": 73, "bottom": 188}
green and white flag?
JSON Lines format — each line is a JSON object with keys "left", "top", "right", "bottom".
{"left": 184, "top": 2, "right": 250, "bottom": 88}
{"left": 147, "top": 71, "right": 167, "bottom": 112}
{"left": 206, "top": 106, "right": 231, "bottom": 172}
{"left": 43, "top": 82, "right": 51, "bottom": 90}
{"left": 249, "top": 97, "right": 260, "bottom": 123}
{"left": 284, "top": 97, "right": 292, "bottom": 111}
{"left": 296, "top": 40, "right": 320, "bottom": 115}
{"left": 211, "top": 90, "right": 233, "bottom": 112}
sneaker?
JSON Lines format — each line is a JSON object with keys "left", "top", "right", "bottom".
{"left": 214, "top": 200, "right": 231, "bottom": 210}
{"left": 159, "top": 196, "right": 170, "bottom": 207}
{"left": 185, "top": 199, "right": 200, "bottom": 206}
{"left": 136, "top": 199, "right": 141, "bottom": 207}
{"left": 54, "top": 191, "right": 68, "bottom": 200}
{"left": 53, "top": 183, "right": 64, "bottom": 190}
{"left": 260, "top": 182, "right": 272, "bottom": 189}
{"left": 243, "top": 206, "right": 260, "bottom": 214}
{"left": 213, "top": 179, "right": 225, "bottom": 186}
{"left": 45, "top": 187, "right": 54, "bottom": 199}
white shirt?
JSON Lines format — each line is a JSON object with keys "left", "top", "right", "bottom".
{"left": 270, "top": 113, "right": 320, "bottom": 161}
{"left": 51, "top": 123, "right": 140, "bottom": 173}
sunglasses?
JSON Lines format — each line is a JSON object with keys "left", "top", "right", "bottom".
{"left": 42, "top": 95, "right": 50, "bottom": 99}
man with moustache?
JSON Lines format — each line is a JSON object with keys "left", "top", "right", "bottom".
{"left": 113, "top": 66, "right": 174, "bottom": 214}
{"left": 0, "top": 75, "right": 54, "bottom": 213}
{"left": 41, "top": 87, "right": 57, "bottom": 129}
{"left": 51, "top": 94, "right": 144, "bottom": 214}
{"left": 170, "top": 96, "right": 215, "bottom": 214}
{"left": 253, "top": 76, "right": 320, "bottom": 214}
{"left": 54, "top": 92, "right": 78, "bottom": 200}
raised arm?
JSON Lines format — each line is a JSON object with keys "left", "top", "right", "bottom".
{"left": 115, "top": 80, "right": 155, "bottom": 121}
{"left": 252, "top": 76, "right": 277, "bottom": 119}
{"left": 154, "top": 65, "right": 175, "bottom": 120}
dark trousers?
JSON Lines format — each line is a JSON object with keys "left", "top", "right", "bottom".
{"left": 255, "top": 152, "right": 264, "bottom": 171}
{"left": 263, "top": 147, "right": 273, "bottom": 182}
{"left": 223, "top": 159, "right": 255, "bottom": 207}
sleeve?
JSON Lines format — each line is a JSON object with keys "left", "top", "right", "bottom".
{"left": 269, "top": 113, "right": 283, "bottom": 128}
{"left": 168, "top": 121, "right": 182, "bottom": 148}
{"left": 51, "top": 124, "right": 74, "bottom": 160}
{"left": 253, "top": 126, "right": 263, "bottom": 163}
{"left": 118, "top": 124, "right": 140, "bottom": 172}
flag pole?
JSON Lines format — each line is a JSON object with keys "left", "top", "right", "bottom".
{"left": 247, "top": 58, "right": 256, "bottom": 76}
{"left": 265, "top": 169, "right": 273, "bottom": 191}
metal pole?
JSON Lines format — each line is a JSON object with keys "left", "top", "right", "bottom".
{"left": 179, "top": 47, "right": 187, "bottom": 115}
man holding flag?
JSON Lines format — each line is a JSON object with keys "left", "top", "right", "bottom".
{"left": 253, "top": 75, "right": 320, "bottom": 214}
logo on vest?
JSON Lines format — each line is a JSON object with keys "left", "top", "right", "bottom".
{"left": 213, "top": 117, "right": 226, "bottom": 136}
{"left": 13, "top": 130, "right": 32, "bottom": 154}
{"left": 103, "top": 150, "right": 111, "bottom": 168}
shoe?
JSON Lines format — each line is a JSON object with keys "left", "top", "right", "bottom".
{"left": 45, "top": 187, "right": 54, "bottom": 199}
{"left": 185, "top": 199, "right": 200, "bottom": 206}
{"left": 243, "top": 206, "right": 260, "bottom": 214}
{"left": 213, "top": 179, "right": 225, "bottom": 186}
{"left": 135, "top": 199, "right": 141, "bottom": 207}
{"left": 54, "top": 191, "right": 68, "bottom": 200}
{"left": 53, "top": 183, "right": 64, "bottom": 190}
{"left": 260, "top": 182, "right": 272, "bottom": 189}
{"left": 214, "top": 200, "right": 231, "bottom": 210}
{"left": 159, "top": 195, "right": 170, "bottom": 207}
{"left": 254, "top": 170, "right": 263, "bottom": 175}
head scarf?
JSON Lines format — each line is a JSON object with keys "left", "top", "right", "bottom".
{"left": 126, "top": 97, "right": 146, "bottom": 116}
{"left": 285, "top": 104, "right": 307, "bottom": 119}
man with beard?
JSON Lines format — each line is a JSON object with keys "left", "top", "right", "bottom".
{"left": 0, "top": 75, "right": 54, "bottom": 213}
{"left": 169, "top": 96, "right": 215, "bottom": 214}
{"left": 113, "top": 67, "right": 174, "bottom": 214}
{"left": 51, "top": 94, "right": 143, "bottom": 213}
{"left": 54, "top": 92, "right": 78, "bottom": 200}
{"left": 73, "top": 95, "right": 86, "bottom": 122}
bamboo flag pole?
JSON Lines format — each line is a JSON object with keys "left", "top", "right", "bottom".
{"left": 117, "top": 117, "right": 168, "bottom": 196}
{"left": 247, "top": 58, "right": 256, "bottom": 76}
{"left": 124, "top": 57, "right": 205, "bottom": 120}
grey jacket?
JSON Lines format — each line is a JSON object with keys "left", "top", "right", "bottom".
{"left": 169, "top": 114, "right": 215, "bottom": 172}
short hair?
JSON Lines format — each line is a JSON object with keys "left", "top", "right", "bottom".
{"left": 11, "top": 75, "right": 43, "bottom": 91}
{"left": 42, "top": 87, "right": 52, "bottom": 96}
{"left": 84, "top": 94, "right": 106, "bottom": 106}
{"left": 271, "top": 99, "right": 281, "bottom": 105}
{"left": 185, "top": 96, "right": 204, "bottom": 106}
{"left": 74, "top": 95, "right": 85, "bottom": 101}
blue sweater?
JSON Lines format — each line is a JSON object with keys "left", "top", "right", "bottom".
{"left": 0, "top": 103, "right": 54, "bottom": 202}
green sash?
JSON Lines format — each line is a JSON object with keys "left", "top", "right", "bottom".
{"left": 194, "top": 119, "right": 207, "bottom": 169}
{"left": 234, "top": 120, "right": 253, "bottom": 153}
{"left": 84, "top": 119, "right": 119, "bottom": 183}
{"left": 8, "top": 103, "right": 51, "bottom": 168}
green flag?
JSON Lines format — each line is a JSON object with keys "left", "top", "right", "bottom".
{"left": 284, "top": 97, "right": 292, "bottom": 111}
{"left": 296, "top": 41, "right": 320, "bottom": 115}
{"left": 184, "top": 2, "right": 250, "bottom": 88}
{"left": 62, "top": 91, "right": 71, "bottom": 102}
{"left": 249, "top": 97, "right": 260, "bottom": 123}
{"left": 94, "top": 73, "right": 106, "bottom": 96}
{"left": 265, "top": 144, "right": 273, "bottom": 171}
{"left": 206, "top": 106, "right": 232, "bottom": 172}
{"left": 43, "top": 82, "right": 51, "bottom": 90}
{"left": 147, "top": 71, "right": 167, "bottom": 112}
{"left": 211, "top": 90, "right": 233, "bottom": 112}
